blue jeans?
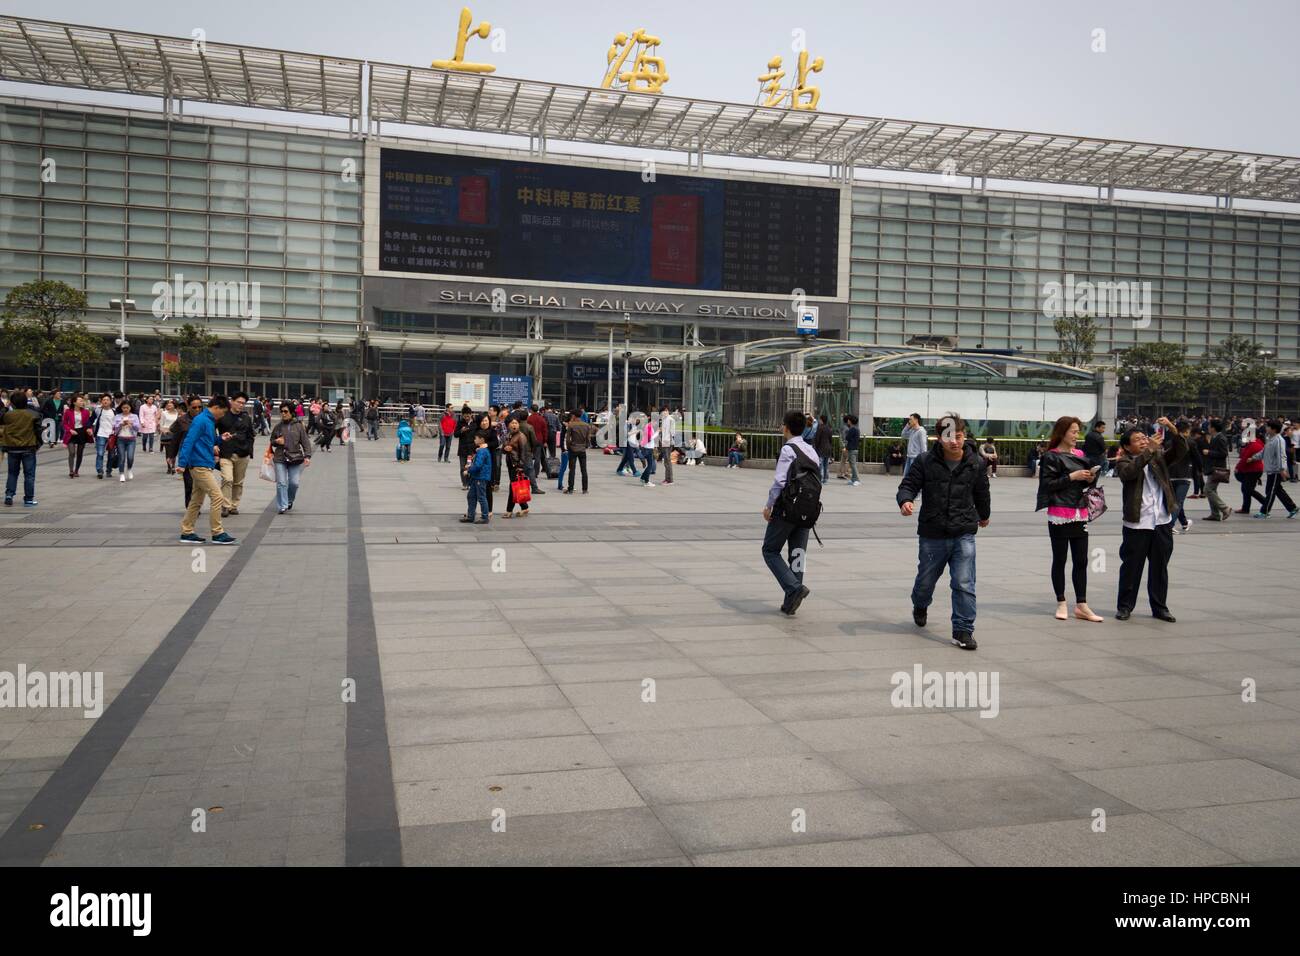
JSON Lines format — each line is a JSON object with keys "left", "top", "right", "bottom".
{"left": 141, "top": 432, "right": 154, "bottom": 452}
{"left": 640, "top": 447, "right": 656, "bottom": 482}
{"left": 905, "top": 455, "right": 919, "bottom": 477}
{"left": 369, "top": 421, "right": 380, "bottom": 441}
{"left": 820, "top": 455, "right": 829, "bottom": 482}
{"left": 911, "top": 534, "right": 978, "bottom": 633}
{"left": 437, "top": 433, "right": 451, "bottom": 460}
{"left": 5, "top": 449, "right": 36, "bottom": 503}
{"left": 616, "top": 445, "right": 640, "bottom": 475}
{"left": 762, "top": 517, "right": 810, "bottom": 600}
{"left": 467, "top": 478, "right": 489, "bottom": 519}
{"left": 557, "top": 450, "right": 568, "bottom": 489}
{"left": 396, "top": 442, "right": 410, "bottom": 461}
{"left": 95, "top": 435, "right": 112, "bottom": 475}
{"left": 728, "top": 451, "right": 744, "bottom": 466}
{"left": 274, "top": 460, "right": 302, "bottom": 511}
{"left": 117, "top": 438, "right": 136, "bottom": 471}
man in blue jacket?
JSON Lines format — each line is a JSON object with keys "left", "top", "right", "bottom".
{"left": 178, "top": 395, "right": 237, "bottom": 545}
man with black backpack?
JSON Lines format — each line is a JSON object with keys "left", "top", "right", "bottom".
{"left": 896, "top": 412, "right": 990, "bottom": 650}
{"left": 762, "top": 410, "right": 823, "bottom": 616}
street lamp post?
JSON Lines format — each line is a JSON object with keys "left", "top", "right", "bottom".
{"left": 109, "top": 297, "right": 137, "bottom": 393}
{"left": 595, "top": 314, "right": 646, "bottom": 443}
{"left": 1259, "top": 350, "right": 1274, "bottom": 417}
{"left": 622, "top": 314, "right": 631, "bottom": 416}
{"left": 606, "top": 328, "right": 614, "bottom": 419}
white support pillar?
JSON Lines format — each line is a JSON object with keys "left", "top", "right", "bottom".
{"left": 856, "top": 365, "right": 875, "bottom": 428}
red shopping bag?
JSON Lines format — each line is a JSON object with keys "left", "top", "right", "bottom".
{"left": 511, "top": 477, "right": 532, "bottom": 504}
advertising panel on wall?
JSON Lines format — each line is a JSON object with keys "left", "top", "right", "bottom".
{"left": 446, "top": 373, "right": 489, "bottom": 407}
{"left": 378, "top": 148, "right": 840, "bottom": 297}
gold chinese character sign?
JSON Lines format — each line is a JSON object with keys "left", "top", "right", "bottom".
{"left": 431, "top": 6, "right": 496, "bottom": 73}
{"left": 601, "top": 28, "right": 669, "bottom": 93}
{"left": 756, "top": 50, "right": 824, "bottom": 110}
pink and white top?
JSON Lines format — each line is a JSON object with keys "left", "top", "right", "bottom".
{"left": 1047, "top": 446, "right": 1089, "bottom": 524}
{"left": 138, "top": 402, "right": 158, "bottom": 433}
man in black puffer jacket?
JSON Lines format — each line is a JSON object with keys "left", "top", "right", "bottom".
{"left": 896, "top": 412, "right": 991, "bottom": 650}
{"left": 453, "top": 405, "right": 478, "bottom": 489}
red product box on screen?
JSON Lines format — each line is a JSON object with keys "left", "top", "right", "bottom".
{"left": 458, "top": 176, "right": 488, "bottom": 224}
{"left": 650, "top": 194, "right": 699, "bottom": 284}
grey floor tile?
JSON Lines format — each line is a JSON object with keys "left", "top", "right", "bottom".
{"left": 1076, "top": 758, "right": 1300, "bottom": 810}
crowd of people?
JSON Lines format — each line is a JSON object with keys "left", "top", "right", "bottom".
{"left": 442, "top": 400, "right": 709, "bottom": 523}
{"left": 758, "top": 406, "right": 1295, "bottom": 650}
{"left": 5, "top": 384, "right": 1294, "bottom": 649}
{"left": 0, "top": 386, "right": 324, "bottom": 535}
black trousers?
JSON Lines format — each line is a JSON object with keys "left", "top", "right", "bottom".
{"left": 1262, "top": 473, "right": 1297, "bottom": 515}
{"left": 1239, "top": 473, "right": 1267, "bottom": 511}
{"left": 1048, "top": 523, "right": 1088, "bottom": 602}
{"left": 183, "top": 468, "right": 193, "bottom": 507}
{"left": 1118, "top": 522, "right": 1173, "bottom": 615}
{"left": 567, "top": 450, "right": 588, "bottom": 492}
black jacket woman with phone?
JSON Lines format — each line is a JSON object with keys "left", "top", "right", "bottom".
{"left": 1036, "top": 415, "right": 1104, "bottom": 623}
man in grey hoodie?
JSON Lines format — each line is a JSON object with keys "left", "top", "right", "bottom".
{"left": 902, "top": 413, "right": 927, "bottom": 476}
{"left": 1254, "top": 418, "right": 1298, "bottom": 519}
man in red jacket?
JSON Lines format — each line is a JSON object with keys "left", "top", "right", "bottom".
{"left": 526, "top": 404, "right": 550, "bottom": 478}
{"left": 438, "top": 404, "right": 456, "bottom": 463}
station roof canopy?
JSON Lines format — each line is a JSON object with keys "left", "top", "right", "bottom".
{"left": 0, "top": 15, "right": 363, "bottom": 118}
{"left": 3, "top": 15, "right": 1298, "bottom": 203}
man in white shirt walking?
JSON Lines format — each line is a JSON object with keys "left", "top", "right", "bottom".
{"left": 763, "top": 410, "right": 821, "bottom": 615}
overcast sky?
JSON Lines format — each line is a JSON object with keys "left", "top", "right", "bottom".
{"left": 6, "top": 0, "right": 1299, "bottom": 210}
{"left": 10, "top": 0, "right": 1298, "bottom": 153}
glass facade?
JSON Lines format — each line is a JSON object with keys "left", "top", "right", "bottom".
{"left": 4, "top": 96, "right": 1300, "bottom": 403}
{"left": 0, "top": 101, "right": 364, "bottom": 393}
{"left": 848, "top": 186, "right": 1300, "bottom": 363}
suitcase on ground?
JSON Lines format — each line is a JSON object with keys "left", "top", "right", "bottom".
{"left": 544, "top": 456, "right": 559, "bottom": 480}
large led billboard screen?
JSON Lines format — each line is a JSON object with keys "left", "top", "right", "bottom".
{"left": 378, "top": 148, "right": 840, "bottom": 297}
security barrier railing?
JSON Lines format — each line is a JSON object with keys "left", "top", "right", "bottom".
{"left": 698, "top": 432, "right": 1115, "bottom": 466}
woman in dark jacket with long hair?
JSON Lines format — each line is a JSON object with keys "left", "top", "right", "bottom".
{"left": 1036, "top": 415, "right": 1104, "bottom": 623}
{"left": 472, "top": 413, "right": 500, "bottom": 513}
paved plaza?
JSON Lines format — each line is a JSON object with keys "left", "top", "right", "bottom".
{"left": 0, "top": 438, "right": 1298, "bottom": 867}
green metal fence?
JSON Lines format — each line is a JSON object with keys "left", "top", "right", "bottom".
{"left": 701, "top": 432, "right": 1116, "bottom": 466}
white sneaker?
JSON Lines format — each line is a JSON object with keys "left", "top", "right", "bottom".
{"left": 1183, "top": 518, "right": 1193, "bottom": 530}
{"left": 1171, "top": 525, "right": 1181, "bottom": 535}
{"left": 644, "top": 481, "right": 656, "bottom": 487}
{"left": 851, "top": 480, "right": 861, "bottom": 486}
{"left": 127, "top": 470, "right": 134, "bottom": 480}
{"left": 119, "top": 473, "right": 126, "bottom": 482}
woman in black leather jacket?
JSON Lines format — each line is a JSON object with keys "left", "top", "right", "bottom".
{"left": 1036, "top": 416, "right": 1104, "bottom": 623}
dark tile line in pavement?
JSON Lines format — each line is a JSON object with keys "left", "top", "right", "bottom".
{"left": 0, "top": 494, "right": 281, "bottom": 867}
{"left": 344, "top": 445, "right": 403, "bottom": 867}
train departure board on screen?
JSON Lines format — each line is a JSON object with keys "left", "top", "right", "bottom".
{"left": 378, "top": 148, "right": 840, "bottom": 297}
